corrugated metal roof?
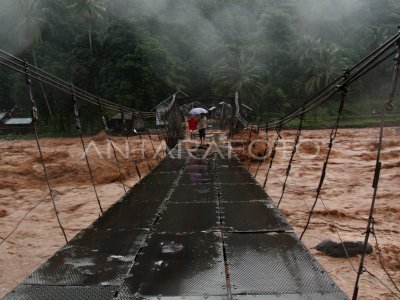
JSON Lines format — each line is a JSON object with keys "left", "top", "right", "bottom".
{"left": 150, "top": 90, "right": 189, "bottom": 111}
{"left": 0, "top": 112, "right": 7, "bottom": 120}
{"left": 3, "top": 118, "right": 32, "bottom": 125}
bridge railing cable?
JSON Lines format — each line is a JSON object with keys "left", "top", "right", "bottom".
{"left": 0, "top": 50, "right": 178, "bottom": 246}
{"left": 71, "top": 84, "right": 104, "bottom": 214}
{"left": 0, "top": 49, "right": 177, "bottom": 118}
{"left": 132, "top": 110, "right": 152, "bottom": 172}
{"left": 231, "top": 29, "right": 400, "bottom": 130}
{"left": 23, "top": 61, "right": 68, "bottom": 243}
{"left": 352, "top": 40, "right": 400, "bottom": 300}
{"left": 226, "top": 28, "right": 400, "bottom": 299}
{"left": 299, "top": 87, "right": 347, "bottom": 240}
{"left": 120, "top": 105, "right": 142, "bottom": 180}
{"left": 277, "top": 102, "right": 306, "bottom": 208}
{"left": 253, "top": 120, "right": 269, "bottom": 178}
{"left": 97, "top": 100, "right": 127, "bottom": 194}
{"left": 262, "top": 125, "right": 282, "bottom": 190}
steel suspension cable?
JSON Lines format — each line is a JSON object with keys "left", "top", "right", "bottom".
{"left": 120, "top": 105, "right": 142, "bottom": 180}
{"left": 251, "top": 30, "right": 400, "bottom": 129}
{"left": 371, "top": 222, "right": 400, "bottom": 294}
{"left": 246, "top": 123, "right": 255, "bottom": 171}
{"left": 276, "top": 37, "right": 399, "bottom": 128}
{"left": 300, "top": 88, "right": 347, "bottom": 240}
{"left": 24, "top": 61, "right": 68, "bottom": 243}
{"left": 262, "top": 125, "right": 282, "bottom": 190}
{"left": 132, "top": 109, "right": 152, "bottom": 172}
{"left": 352, "top": 42, "right": 400, "bottom": 300}
{"left": 0, "top": 49, "right": 173, "bottom": 117}
{"left": 277, "top": 103, "right": 306, "bottom": 208}
{"left": 285, "top": 172, "right": 359, "bottom": 273}
{"left": 153, "top": 112, "right": 166, "bottom": 158}
{"left": 254, "top": 120, "right": 269, "bottom": 178}
{"left": 71, "top": 84, "right": 103, "bottom": 214}
{"left": 145, "top": 124, "right": 159, "bottom": 163}
{"left": 97, "top": 99, "right": 127, "bottom": 194}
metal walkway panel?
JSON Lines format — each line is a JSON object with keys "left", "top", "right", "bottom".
{"left": 155, "top": 202, "right": 219, "bottom": 233}
{"left": 214, "top": 166, "right": 247, "bottom": 174}
{"left": 184, "top": 164, "right": 211, "bottom": 173}
{"left": 220, "top": 183, "right": 270, "bottom": 202}
{"left": 216, "top": 171, "right": 257, "bottom": 184}
{"left": 138, "top": 172, "right": 179, "bottom": 186}
{"left": 92, "top": 201, "right": 161, "bottom": 230}
{"left": 221, "top": 201, "right": 292, "bottom": 232}
{"left": 121, "top": 180, "right": 174, "bottom": 203}
{"left": 3, "top": 145, "right": 348, "bottom": 300}
{"left": 215, "top": 166, "right": 247, "bottom": 174}
{"left": 169, "top": 183, "right": 215, "bottom": 203}
{"left": 116, "top": 294, "right": 230, "bottom": 300}
{"left": 4, "top": 285, "right": 116, "bottom": 300}
{"left": 23, "top": 245, "right": 135, "bottom": 286}
{"left": 224, "top": 232, "right": 347, "bottom": 298}
{"left": 167, "top": 150, "right": 190, "bottom": 160}
{"left": 68, "top": 228, "right": 148, "bottom": 255}
{"left": 180, "top": 173, "right": 212, "bottom": 185}
{"left": 151, "top": 158, "right": 187, "bottom": 173}
{"left": 216, "top": 158, "right": 243, "bottom": 167}
{"left": 118, "top": 232, "right": 227, "bottom": 298}
{"left": 187, "top": 157, "right": 212, "bottom": 166}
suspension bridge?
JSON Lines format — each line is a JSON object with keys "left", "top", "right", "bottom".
{"left": 0, "top": 27, "right": 400, "bottom": 300}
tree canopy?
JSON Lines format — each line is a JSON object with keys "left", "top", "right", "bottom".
{"left": 0, "top": 0, "right": 399, "bottom": 131}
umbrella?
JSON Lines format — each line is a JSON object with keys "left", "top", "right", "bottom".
{"left": 189, "top": 107, "right": 208, "bottom": 115}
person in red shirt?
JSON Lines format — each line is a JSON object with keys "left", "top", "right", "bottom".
{"left": 188, "top": 115, "right": 198, "bottom": 140}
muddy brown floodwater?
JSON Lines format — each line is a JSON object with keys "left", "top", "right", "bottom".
{"left": 0, "top": 128, "right": 399, "bottom": 299}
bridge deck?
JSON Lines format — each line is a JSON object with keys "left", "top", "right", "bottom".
{"left": 4, "top": 146, "right": 348, "bottom": 300}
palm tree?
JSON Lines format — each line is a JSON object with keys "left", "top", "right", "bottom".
{"left": 210, "top": 48, "right": 264, "bottom": 104}
{"left": 17, "top": 0, "right": 53, "bottom": 118}
{"left": 364, "top": 25, "right": 388, "bottom": 52}
{"left": 306, "top": 46, "right": 341, "bottom": 95}
{"left": 104, "top": 0, "right": 116, "bottom": 19}
{"left": 67, "top": 0, "right": 105, "bottom": 54}
{"left": 299, "top": 40, "right": 342, "bottom": 96}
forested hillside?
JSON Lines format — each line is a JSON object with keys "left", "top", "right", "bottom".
{"left": 0, "top": 0, "right": 399, "bottom": 131}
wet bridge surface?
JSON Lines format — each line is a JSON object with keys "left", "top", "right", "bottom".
{"left": 4, "top": 146, "right": 348, "bottom": 300}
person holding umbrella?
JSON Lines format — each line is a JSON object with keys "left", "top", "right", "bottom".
{"left": 188, "top": 107, "right": 208, "bottom": 147}
{"left": 187, "top": 114, "right": 198, "bottom": 140}
{"left": 198, "top": 113, "right": 208, "bottom": 147}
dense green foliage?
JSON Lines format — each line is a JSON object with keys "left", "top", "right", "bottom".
{"left": 0, "top": 0, "right": 399, "bottom": 131}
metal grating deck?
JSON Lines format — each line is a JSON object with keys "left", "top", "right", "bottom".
{"left": 3, "top": 146, "right": 348, "bottom": 300}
